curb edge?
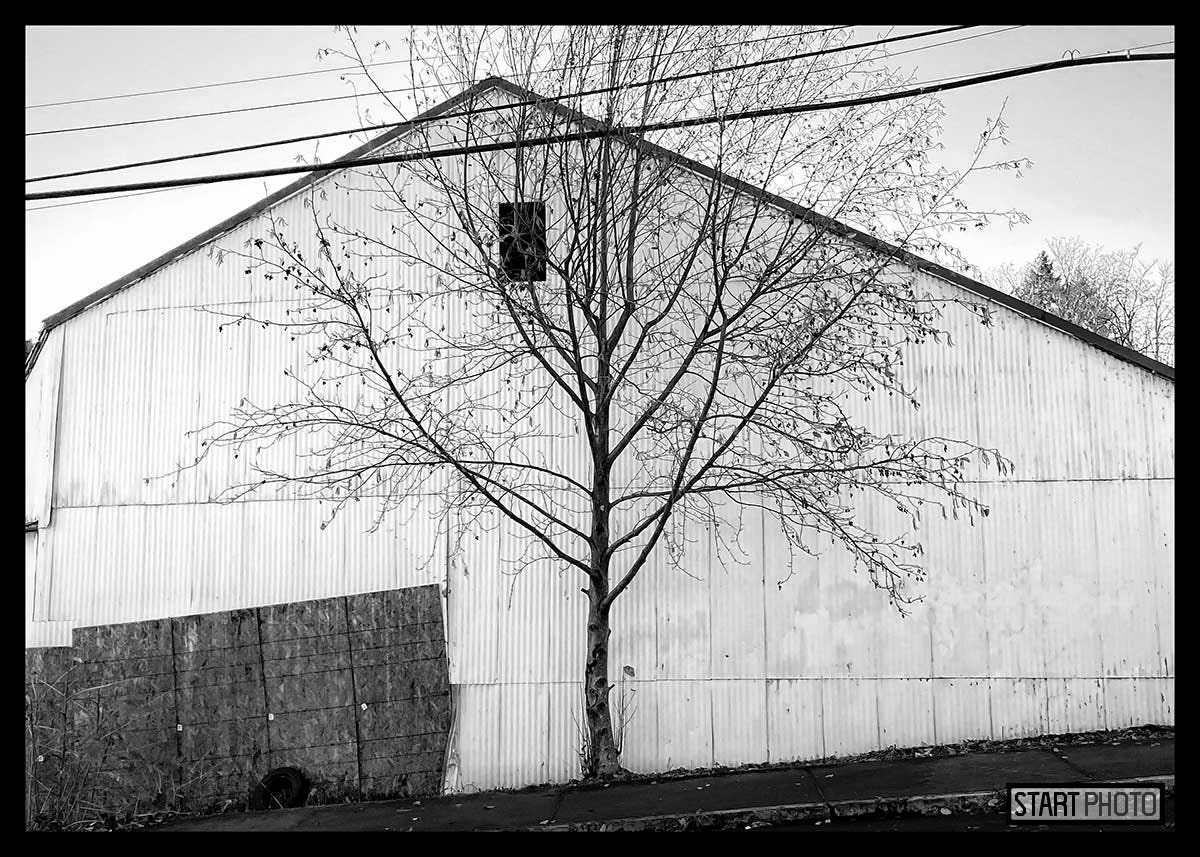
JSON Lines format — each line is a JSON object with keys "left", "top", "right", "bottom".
{"left": 523, "top": 774, "right": 1175, "bottom": 832}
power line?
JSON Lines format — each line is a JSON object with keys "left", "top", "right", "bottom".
{"left": 26, "top": 52, "right": 1173, "bottom": 203}
{"left": 622, "top": 26, "right": 1026, "bottom": 116}
{"left": 26, "top": 26, "right": 970, "bottom": 138}
{"left": 25, "top": 50, "right": 1018, "bottom": 215}
{"left": 27, "top": 24, "right": 980, "bottom": 186}
{"left": 25, "top": 45, "right": 1025, "bottom": 215}
{"left": 25, "top": 25, "right": 854, "bottom": 111}
{"left": 25, "top": 186, "right": 184, "bottom": 213}
{"left": 27, "top": 26, "right": 1023, "bottom": 189}
{"left": 1088, "top": 39, "right": 1175, "bottom": 54}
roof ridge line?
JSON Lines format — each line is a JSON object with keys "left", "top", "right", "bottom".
{"left": 29, "top": 75, "right": 1173, "bottom": 381}
{"left": 37, "top": 76, "right": 509, "bottom": 332}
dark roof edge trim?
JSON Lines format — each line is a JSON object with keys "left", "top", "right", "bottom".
{"left": 33, "top": 76, "right": 1174, "bottom": 383}
{"left": 483, "top": 77, "right": 1173, "bottom": 382}
{"left": 24, "top": 327, "right": 48, "bottom": 380}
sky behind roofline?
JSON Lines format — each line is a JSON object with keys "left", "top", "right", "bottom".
{"left": 24, "top": 25, "right": 1173, "bottom": 339}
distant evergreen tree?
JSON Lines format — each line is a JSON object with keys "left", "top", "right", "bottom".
{"left": 1016, "top": 251, "right": 1060, "bottom": 308}
{"left": 1014, "top": 250, "right": 1115, "bottom": 339}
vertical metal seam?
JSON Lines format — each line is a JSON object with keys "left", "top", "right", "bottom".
{"left": 818, "top": 674, "right": 827, "bottom": 759}
{"left": 29, "top": 529, "right": 42, "bottom": 622}
{"left": 254, "top": 606, "right": 273, "bottom": 763}
{"left": 1092, "top": 479, "right": 1108, "bottom": 732}
{"left": 980, "top": 490, "right": 995, "bottom": 742}
{"left": 46, "top": 328, "right": 67, "bottom": 528}
{"left": 1040, "top": 495, "right": 1050, "bottom": 733}
{"left": 979, "top": 295, "right": 997, "bottom": 742}
{"left": 653, "top": 547, "right": 661, "bottom": 772}
{"left": 760, "top": 506, "right": 770, "bottom": 763}
{"left": 343, "top": 595, "right": 365, "bottom": 797}
{"left": 443, "top": 488, "right": 458, "bottom": 792}
{"left": 35, "top": 485, "right": 55, "bottom": 623}
{"left": 928, "top": 583, "right": 938, "bottom": 746}
{"left": 874, "top": 673, "right": 882, "bottom": 750}
{"left": 1146, "top": 478, "right": 1164, "bottom": 711}
{"left": 58, "top": 646, "right": 74, "bottom": 812}
{"left": 706, "top": 519, "right": 715, "bottom": 768}
{"left": 169, "top": 617, "right": 183, "bottom": 799}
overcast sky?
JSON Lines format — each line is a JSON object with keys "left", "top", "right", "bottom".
{"left": 25, "top": 25, "right": 1174, "bottom": 339}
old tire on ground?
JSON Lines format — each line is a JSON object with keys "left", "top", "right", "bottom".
{"left": 249, "top": 767, "right": 311, "bottom": 810}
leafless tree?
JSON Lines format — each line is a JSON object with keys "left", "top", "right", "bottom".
{"left": 180, "top": 26, "right": 1018, "bottom": 779}
{"left": 992, "top": 237, "right": 1174, "bottom": 365}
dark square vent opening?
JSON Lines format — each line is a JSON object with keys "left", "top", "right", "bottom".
{"left": 499, "top": 201, "right": 547, "bottom": 282}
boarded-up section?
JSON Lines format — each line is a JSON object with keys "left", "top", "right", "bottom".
{"left": 173, "top": 607, "right": 269, "bottom": 808}
{"left": 260, "top": 597, "right": 359, "bottom": 804}
{"left": 348, "top": 586, "right": 451, "bottom": 799}
{"left": 23, "top": 585, "right": 449, "bottom": 827}
{"left": 70, "top": 619, "right": 179, "bottom": 814}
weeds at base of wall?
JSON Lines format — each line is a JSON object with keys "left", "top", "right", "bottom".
{"left": 572, "top": 678, "right": 640, "bottom": 782}
{"left": 24, "top": 669, "right": 233, "bottom": 831}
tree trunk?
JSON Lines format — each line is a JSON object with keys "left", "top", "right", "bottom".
{"left": 583, "top": 352, "right": 621, "bottom": 778}
{"left": 582, "top": 92, "right": 623, "bottom": 780}
{"left": 582, "top": 458, "right": 620, "bottom": 778}
{"left": 583, "top": 583, "right": 621, "bottom": 778}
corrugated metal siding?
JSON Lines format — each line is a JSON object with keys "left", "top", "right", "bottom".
{"left": 24, "top": 326, "right": 63, "bottom": 526}
{"left": 24, "top": 530, "right": 37, "bottom": 623}
{"left": 26, "top": 516, "right": 72, "bottom": 647}
{"left": 446, "top": 488, "right": 1172, "bottom": 790}
{"left": 441, "top": 265, "right": 1174, "bottom": 789}
{"left": 24, "top": 621, "right": 73, "bottom": 649}
{"left": 43, "top": 499, "right": 444, "bottom": 627}
{"left": 26, "top": 90, "right": 1172, "bottom": 792}
{"left": 930, "top": 678, "right": 991, "bottom": 745}
{"left": 652, "top": 680, "right": 715, "bottom": 771}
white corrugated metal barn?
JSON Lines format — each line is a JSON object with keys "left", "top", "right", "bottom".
{"left": 24, "top": 78, "right": 1174, "bottom": 794}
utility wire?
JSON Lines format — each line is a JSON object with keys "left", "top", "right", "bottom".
{"left": 29, "top": 61, "right": 969, "bottom": 213}
{"left": 26, "top": 26, "right": 971, "bottom": 138}
{"left": 26, "top": 25, "right": 854, "bottom": 110}
{"left": 28, "top": 43, "right": 1028, "bottom": 215}
{"left": 24, "top": 28, "right": 850, "bottom": 131}
{"left": 25, "top": 186, "right": 185, "bottom": 213}
{"left": 25, "top": 48, "right": 1019, "bottom": 215}
{"left": 26, "top": 39, "right": 1175, "bottom": 224}
{"left": 26, "top": 52, "right": 1173, "bottom": 203}
{"left": 27, "top": 24, "right": 980, "bottom": 184}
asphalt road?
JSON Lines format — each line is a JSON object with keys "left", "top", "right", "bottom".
{"left": 749, "top": 795, "right": 1175, "bottom": 832}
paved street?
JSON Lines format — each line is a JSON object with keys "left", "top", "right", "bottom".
{"left": 153, "top": 736, "right": 1173, "bottom": 832}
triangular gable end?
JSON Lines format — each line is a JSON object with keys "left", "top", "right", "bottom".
{"left": 27, "top": 77, "right": 1174, "bottom": 383}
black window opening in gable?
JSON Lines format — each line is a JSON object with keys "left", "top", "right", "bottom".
{"left": 499, "top": 201, "right": 547, "bottom": 282}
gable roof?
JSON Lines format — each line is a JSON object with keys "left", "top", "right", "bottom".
{"left": 27, "top": 77, "right": 1174, "bottom": 382}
